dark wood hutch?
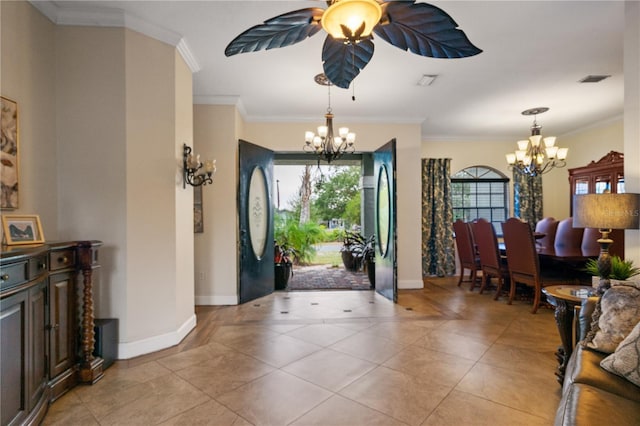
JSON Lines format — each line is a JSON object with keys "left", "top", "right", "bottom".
{"left": 1, "top": 241, "right": 103, "bottom": 426}
{"left": 568, "top": 151, "right": 625, "bottom": 257}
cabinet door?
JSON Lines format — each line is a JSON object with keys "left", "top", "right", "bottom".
{"left": 27, "top": 280, "right": 48, "bottom": 413}
{"left": 1, "top": 291, "right": 28, "bottom": 426}
{"left": 49, "top": 272, "right": 76, "bottom": 378}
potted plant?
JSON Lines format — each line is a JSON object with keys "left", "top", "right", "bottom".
{"left": 361, "top": 235, "right": 375, "bottom": 288}
{"left": 584, "top": 256, "right": 640, "bottom": 288}
{"left": 341, "top": 231, "right": 364, "bottom": 272}
{"left": 274, "top": 241, "right": 294, "bottom": 290}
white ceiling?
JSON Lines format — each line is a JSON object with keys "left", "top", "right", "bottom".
{"left": 33, "top": 1, "right": 625, "bottom": 142}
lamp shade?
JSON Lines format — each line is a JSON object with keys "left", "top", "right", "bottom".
{"left": 321, "top": 0, "right": 382, "bottom": 40}
{"left": 573, "top": 193, "right": 640, "bottom": 229}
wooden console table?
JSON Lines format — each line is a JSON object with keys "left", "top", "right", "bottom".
{"left": 1, "top": 240, "right": 103, "bottom": 426}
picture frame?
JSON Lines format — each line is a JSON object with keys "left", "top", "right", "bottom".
{"left": 1, "top": 96, "right": 20, "bottom": 209}
{"left": 1, "top": 214, "right": 45, "bottom": 245}
{"left": 194, "top": 185, "right": 203, "bottom": 233}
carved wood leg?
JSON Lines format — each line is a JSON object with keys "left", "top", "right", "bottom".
{"left": 553, "top": 299, "right": 573, "bottom": 385}
{"left": 77, "top": 242, "right": 104, "bottom": 384}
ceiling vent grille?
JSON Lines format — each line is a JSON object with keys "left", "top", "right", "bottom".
{"left": 579, "top": 75, "right": 611, "bottom": 83}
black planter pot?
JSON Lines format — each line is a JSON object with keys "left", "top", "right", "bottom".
{"left": 275, "top": 263, "right": 292, "bottom": 290}
{"left": 341, "top": 250, "right": 360, "bottom": 272}
{"left": 366, "top": 259, "right": 375, "bottom": 289}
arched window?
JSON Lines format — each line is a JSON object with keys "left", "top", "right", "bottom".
{"left": 451, "top": 166, "right": 509, "bottom": 235}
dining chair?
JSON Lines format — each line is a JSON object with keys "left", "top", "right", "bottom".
{"left": 453, "top": 219, "right": 481, "bottom": 290}
{"left": 472, "top": 218, "right": 510, "bottom": 300}
{"left": 554, "top": 217, "right": 584, "bottom": 251}
{"left": 502, "top": 217, "right": 564, "bottom": 313}
{"left": 535, "top": 217, "right": 559, "bottom": 249}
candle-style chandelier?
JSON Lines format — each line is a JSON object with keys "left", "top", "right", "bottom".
{"left": 303, "top": 74, "right": 356, "bottom": 164}
{"left": 505, "top": 107, "right": 568, "bottom": 177}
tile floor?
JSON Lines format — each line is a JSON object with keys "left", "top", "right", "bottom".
{"left": 43, "top": 277, "right": 563, "bottom": 425}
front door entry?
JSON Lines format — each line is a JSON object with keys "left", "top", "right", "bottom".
{"left": 374, "top": 139, "right": 397, "bottom": 302}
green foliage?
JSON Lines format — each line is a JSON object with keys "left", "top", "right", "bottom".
{"left": 312, "top": 166, "right": 361, "bottom": 227}
{"left": 584, "top": 256, "right": 640, "bottom": 280}
{"left": 274, "top": 214, "right": 325, "bottom": 265}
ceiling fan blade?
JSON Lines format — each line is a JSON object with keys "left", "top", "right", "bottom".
{"left": 322, "top": 37, "right": 374, "bottom": 89}
{"left": 225, "top": 8, "right": 324, "bottom": 56}
{"left": 374, "top": 1, "right": 482, "bottom": 59}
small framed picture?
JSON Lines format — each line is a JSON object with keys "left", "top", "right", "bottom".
{"left": 1, "top": 214, "right": 45, "bottom": 245}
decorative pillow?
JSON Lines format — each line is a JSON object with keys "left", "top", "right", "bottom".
{"left": 600, "top": 320, "right": 640, "bottom": 387}
{"left": 583, "top": 281, "right": 640, "bottom": 354}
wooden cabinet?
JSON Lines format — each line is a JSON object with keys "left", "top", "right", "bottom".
{"left": 1, "top": 241, "right": 102, "bottom": 426}
{"left": 568, "top": 151, "right": 625, "bottom": 257}
{"left": 569, "top": 151, "right": 625, "bottom": 209}
{"left": 0, "top": 247, "right": 49, "bottom": 426}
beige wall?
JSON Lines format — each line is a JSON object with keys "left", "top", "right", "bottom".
{"left": 0, "top": 1, "right": 58, "bottom": 236}
{"left": 3, "top": 1, "right": 196, "bottom": 358}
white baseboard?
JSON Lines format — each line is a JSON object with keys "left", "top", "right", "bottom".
{"left": 117, "top": 314, "right": 196, "bottom": 360}
{"left": 398, "top": 279, "right": 424, "bottom": 289}
{"left": 195, "top": 295, "right": 238, "bottom": 305}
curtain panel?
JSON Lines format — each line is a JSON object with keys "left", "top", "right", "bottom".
{"left": 513, "top": 170, "right": 543, "bottom": 228}
{"left": 421, "top": 158, "right": 455, "bottom": 277}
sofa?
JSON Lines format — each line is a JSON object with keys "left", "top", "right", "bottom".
{"left": 554, "top": 295, "right": 640, "bottom": 425}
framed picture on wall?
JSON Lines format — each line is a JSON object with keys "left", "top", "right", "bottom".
{"left": 1, "top": 96, "right": 19, "bottom": 209}
{"left": 194, "top": 185, "right": 203, "bottom": 233}
{"left": 1, "top": 214, "right": 45, "bottom": 245}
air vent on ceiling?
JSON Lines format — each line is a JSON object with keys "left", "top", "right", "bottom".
{"left": 579, "top": 75, "right": 611, "bottom": 83}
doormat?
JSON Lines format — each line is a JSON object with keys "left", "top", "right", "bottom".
{"left": 286, "top": 265, "right": 373, "bottom": 291}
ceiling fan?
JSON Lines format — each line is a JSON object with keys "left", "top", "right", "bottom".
{"left": 225, "top": 0, "right": 482, "bottom": 89}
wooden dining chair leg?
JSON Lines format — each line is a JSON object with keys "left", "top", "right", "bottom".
{"left": 479, "top": 274, "right": 488, "bottom": 294}
{"left": 457, "top": 269, "right": 464, "bottom": 287}
{"left": 531, "top": 287, "right": 541, "bottom": 314}
{"left": 508, "top": 274, "right": 516, "bottom": 305}
{"left": 469, "top": 269, "right": 478, "bottom": 291}
{"left": 493, "top": 276, "right": 503, "bottom": 300}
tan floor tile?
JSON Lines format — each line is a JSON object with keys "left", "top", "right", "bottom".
{"left": 456, "top": 363, "right": 562, "bottom": 421}
{"left": 283, "top": 348, "right": 377, "bottom": 391}
{"left": 383, "top": 344, "right": 475, "bottom": 387}
{"left": 41, "top": 391, "right": 99, "bottom": 426}
{"left": 414, "top": 328, "right": 491, "bottom": 361}
{"left": 216, "top": 370, "right": 332, "bottom": 426}
{"left": 156, "top": 341, "right": 233, "bottom": 371}
{"left": 339, "top": 366, "right": 451, "bottom": 426}
{"left": 95, "top": 373, "right": 210, "bottom": 425}
{"left": 291, "top": 394, "right": 407, "bottom": 426}
{"left": 422, "top": 390, "right": 550, "bottom": 426}
{"left": 285, "top": 323, "right": 358, "bottom": 346}
{"left": 159, "top": 399, "right": 252, "bottom": 425}
{"left": 176, "top": 350, "right": 275, "bottom": 397}
{"left": 330, "top": 329, "right": 406, "bottom": 364}
{"left": 361, "top": 320, "right": 431, "bottom": 345}
{"left": 236, "top": 333, "right": 322, "bottom": 368}
{"left": 479, "top": 342, "right": 558, "bottom": 373}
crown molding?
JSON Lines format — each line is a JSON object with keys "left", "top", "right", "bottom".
{"left": 28, "top": 0, "right": 201, "bottom": 73}
{"left": 194, "top": 96, "right": 247, "bottom": 117}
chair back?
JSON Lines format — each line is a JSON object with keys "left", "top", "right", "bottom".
{"left": 554, "top": 217, "right": 584, "bottom": 251}
{"left": 502, "top": 217, "right": 539, "bottom": 278}
{"left": 535, "top": 217, "right": 559, "bottom": 248}
{"left": 472, "top": 218, "right": 502, "bottom": 271}
{"left": 453, "top": 219, "right": 476, "bottom": 268}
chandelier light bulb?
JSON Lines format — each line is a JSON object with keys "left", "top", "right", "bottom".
{"left": 517, "top": 140, "right": 529, "bottom": 151}
{"left": 305, "top": 131, "right": 315, "bottom": 143}
{"left": 557, "top": 148, "right": 569, "bottom": 160}
{"left": 543, "top": 136, "right": 556, "bottom": 148}
{"left": 318, "top": 125, "right": 328, "bottom": 137}
{"left": 339, "top": 127, "right": 349, "bottom": 138}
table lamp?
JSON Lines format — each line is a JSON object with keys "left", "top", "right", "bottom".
{"left": 573, "top": 193, "right": 640, "bottom": 293}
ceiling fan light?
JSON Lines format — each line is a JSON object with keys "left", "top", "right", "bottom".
{"left": 321, "top": 0, "right": 382, "bottom": 40}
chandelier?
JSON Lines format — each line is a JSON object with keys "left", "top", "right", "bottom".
{"left": 303, "top": 74, "right": 356, "bottom": 164}
{"left": 505, "top": 107, "right": 568, "bottom": 177}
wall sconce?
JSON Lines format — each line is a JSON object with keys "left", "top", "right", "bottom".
{"left": 183, "top": 143, "right": 216, "bottom": 188}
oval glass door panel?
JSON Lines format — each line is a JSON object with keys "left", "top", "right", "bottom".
{"left": 248, "top": 167, "right": 269, "bottom": 260}
{"left": 377, "top": 165, "right": 390, "bottom": 257}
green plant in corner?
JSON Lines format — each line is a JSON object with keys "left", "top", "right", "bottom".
{"left": 584, "top": 256, "right": 640, "bottom": 281}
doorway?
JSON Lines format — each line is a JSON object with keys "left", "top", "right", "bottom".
{"left": 273, "top": 154, "right": 371, "bottom": 291}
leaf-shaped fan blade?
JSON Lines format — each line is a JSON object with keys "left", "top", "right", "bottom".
{"left": 225, "top": 8, "right": 324, "bottom": 56}
{"left": 374, "top": 1, "right": 482, "bottom": 59}
{"left": 322, "top": 37, "right": 374, "bottom": 89}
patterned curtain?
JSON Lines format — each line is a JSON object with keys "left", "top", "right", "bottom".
{"left": 422, "top": 158, "right": 455, "bottom": 277}
{"left": 513, "top": 170, "right": 543, "bottom": 228}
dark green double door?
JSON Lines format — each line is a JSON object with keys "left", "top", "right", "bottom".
{"left": 238, "top": 139, "right": 397, "bottom": 304}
